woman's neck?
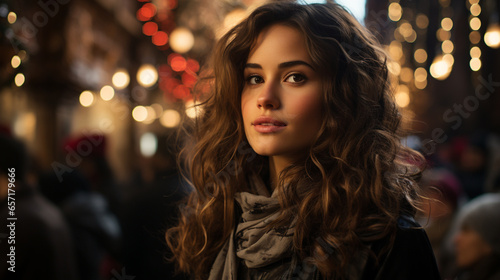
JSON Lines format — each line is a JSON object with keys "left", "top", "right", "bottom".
{"left": 268, "top": 156, "right": 292, "bottom": 191}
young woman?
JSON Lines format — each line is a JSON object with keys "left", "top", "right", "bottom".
{"left": 167, "top": 2, "right": 441, "bottom": 279}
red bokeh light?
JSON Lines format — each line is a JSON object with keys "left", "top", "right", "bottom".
{"left": 167, "top": 53, "right": 181, "bottom": 64}
{"left": 170, "top": 56, "right": 187, "bottom": 72}
{"left": 136, "top": 9, "right": 149, "bottom": 21}
{"left": 140, "top": 3, "right": 157, "bottom": 18}
{"left": 182, "top": 72, "right": 197, "bottom": 88}
{"left": 142, "top": 22, "right": 158, "bottom": 36}
{"left": 186, "top": 59, "right": 200, "bottom": 73}
{"left": 152, "top": 31, "right": 168, "bottom": 46}
{"left": 167, "top": 0, "right": 178, "bottom": 10}
{"left": 173, "top": 84, "right": 191, "bottom": 99}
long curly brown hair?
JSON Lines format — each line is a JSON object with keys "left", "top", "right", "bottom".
{"left": 166, "top": 2, "right": 424, "bottom": 279}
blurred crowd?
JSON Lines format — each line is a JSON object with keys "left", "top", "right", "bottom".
{"left": 410, "top": 130, "right": 500, "bottom": 280}
{"left": 0, "top": 125, "right": 189, "bottom": 280}
{"left": 1, "top": 125, "right": 499, "bottom": 280}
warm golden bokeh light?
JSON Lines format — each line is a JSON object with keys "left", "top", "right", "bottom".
{"left": 399, "top": 22, "right": 413, "bottom": 37}
{"left": 469, "top": 31, "right": 481, "bottom": 44}
{"left": 441, "top": 40, "right": 454, "bottom": 53}
{"left": 395, "top": 85, "right": 410, "bottom": 108}
{"left": 388, "top": 3, "right": 402, "bottom": 22}
{"left": 137, "top": 64, "right": 158, "bottom": 88}
{"left": 132, "top": 106, "right": 148, "bottom": 122}
{"left": 112, "top": 69, "right": 130, "bottom": 89}
{"left": 437, "top": 28, "right": 451, "bottom": 41}
{"left": 416, "top": 14, "right": 429, "bottom": 29}
{"left": 415, "top": 79, "right": 427, "bottom": 90}
{"left": 441, "top": 18, "right": 453, "bottom": 31}
{"left": 79, "top": 91, "right": 94, "bottom": 107}
{"left": 389, "top": 41, "right": 403, "bottom": 60}
{"left": 414, "top": 49, "right": 428, "bottom": 63}
{"left": 443, "top": 54, "right": 455, "bottom": 66}
{"left": 100, "top": 85, "right": 115, "bottom": 101}
{"left": 160, "top": 109, "right": 181, "bottom": 128}
{"left": 430, "top": 55, "right": 452, "bottom": 80}
{"left": 470, "top": 4, "right": 481, "bottom": 16}
{"left": 185, "top": 99, "right": 202, "bottom": 119}
{"left": 470, "top": 46, "right": 482, "bottom": 58}
{"left": 169, "top": 27, "right": 195, "bottom": 53}
{"left": 388, "top": 61, "right": 401, "bottom": 76}
{"left": 14, "top": 73, "right": 25, "bottom": 87}
{"left": 414, "top": 67, "right": 427, "bottom": 83}
{"left": 470, "top": 57, "right": 481, "bottom": 71}
{"left": 400, "top": 67, "right": 414, "bottom": 83}
{"left": 470, "top": 17, "right": 481, "bottom": 31}
{"left": 7, "top": 12, "right": 17, "bottom": 24}
{"left": 11, "top": 55, "right": 21, "bottom": 68}
{"left": 484, "top": 23, "right": 500, "bottom": 48}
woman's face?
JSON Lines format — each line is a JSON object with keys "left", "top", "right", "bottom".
{"left": 454, "top": 226, "right": 492, "bottom": 268}
{"left": 241, "top": 24, "right": 323, "bottom": 163}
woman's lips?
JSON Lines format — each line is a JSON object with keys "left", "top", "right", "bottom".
{"left": 252, "top": 117, "right": 287, "bottom": 133}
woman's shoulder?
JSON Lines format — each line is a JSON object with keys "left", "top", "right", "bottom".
{"left": 361, "top": 215, "right": 442, "bottom": 280}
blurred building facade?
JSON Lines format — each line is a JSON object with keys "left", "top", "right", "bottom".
{"left": 366, "top": 0, "right": 500, "bottom": 146}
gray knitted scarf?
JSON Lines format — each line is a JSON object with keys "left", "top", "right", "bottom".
{"left": 208, "top": 177, "right": 296, "bottom": 279}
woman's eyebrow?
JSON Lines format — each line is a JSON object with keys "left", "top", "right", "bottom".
{"left": 244, "top": 60, "right": 315, "bottom": 70}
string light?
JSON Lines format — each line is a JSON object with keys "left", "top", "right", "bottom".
{"left": 7, "top": 12, "right": 16, "bottom": 24}
{"left": 14, "top": 73, "right": 25, "bottom": 87}
{"left": 414, "top": 49, "right": 428, "bottom": 63}
{"left": 11, "top": 55, "right": 21, "bottom": 68}
{"left": 388, "top": 2, "right": 403, "bottom": 22}
{"left": 467, "top": 0, "right": 482, "bottom": 71}
{"left": 470, "top": 17, "right": 481, "bottom": 30}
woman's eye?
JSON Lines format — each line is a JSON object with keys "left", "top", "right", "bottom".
{"left": 247, "top": 75, "right": 264, "bottom": 85}
{"left": 285, "top": 74, "right": 306, "bottom": 83}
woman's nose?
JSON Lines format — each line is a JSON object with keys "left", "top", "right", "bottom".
{"left": 257, "top": 83, "right": 280, "bottom": 109}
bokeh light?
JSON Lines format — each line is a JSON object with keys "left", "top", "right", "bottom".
{"left": 484, "top": 23, "right": 500, "bottom": 48}
{"left": 470, "top": 46, "right": 481, "bottom": 58}
{"left": 441, "top": 18, "right": 453, "bottom": 31}
{"left": 430, "top": 55, "right": 452, "bottom": 80}
{"left": 11, "top": 55, "right": 21, "bottom": 68}
{"left": 416, "top": 14, "right": 429, "bottom": 29}
{"left": 395, "top": 85, "right": 410, "bottom": 108}
{"left": 160, "top": 109, "right": 181, "bottom": 128}
{"left": 171, "top": 56, "right": 187, "bottom": 72}
{"left": 79, "top": 91, "right": 94, "bottom": 107}
{"left": 7, "top": 12, "right": 17, "bottom": 24}
{"left": 470, "top": 17, "right": 481, "bottom": 31}
{"left": 152, "top": 31, "right": 168, "bottom": 46}
{"left": 112, "top": 69, "right": 130, "bottom": 89}
{"left": 132, "top": 106, "right": 148, "bottom": 122}
{"left": 142, "top": 22, "right": 158, "bottom": 36}
{"left": 414, "top": 49, "right": 428, "bottom": 63}
{"left": 100, "top": 85, "right": 115, "bottom": 101}
{"left": 388, "top": 3, "right": 402, "bottom": 22}
{"left": 137, "top": 64, "right": 158, "bottom": 88}
{"left": 140, "top": 132, "right": 157, "bottom": 157}
{"left": 14, "top": 73, "right": 25, "bottom": 87}
{"left": 470, "top": 57, "right": 482, "bottom": 71}
{"left": 169, "top": 27, "right": 195, "bottom": 53}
